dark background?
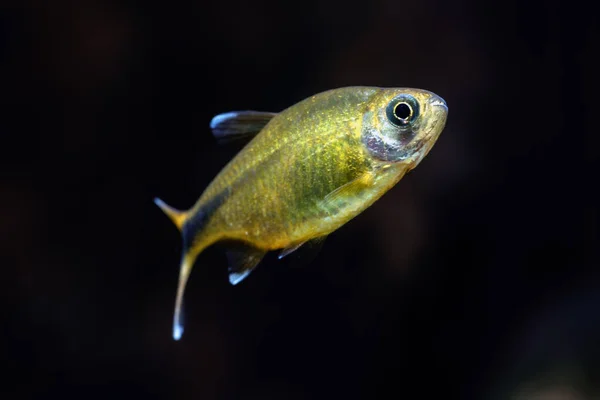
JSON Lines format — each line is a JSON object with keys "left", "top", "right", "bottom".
{"left": 2, "top": 0, "right": 598, "bottom": 399}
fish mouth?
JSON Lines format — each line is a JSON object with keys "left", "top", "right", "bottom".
{"left": 429, "top": 96, "right": 448, "bottom": 110}
{"left": 424, "top": 97, "right": 448, "bottom": 142}
{"left": 407, "top": 98, "right": 448, "bottom": 166}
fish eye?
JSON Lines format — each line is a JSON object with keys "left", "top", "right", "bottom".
{"left": 386, "top": 95, "right": 419, "bottom": 127}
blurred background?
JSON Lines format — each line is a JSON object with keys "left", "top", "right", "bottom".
{"left": 1, "top": 0, "right": 598, "bottom": 398}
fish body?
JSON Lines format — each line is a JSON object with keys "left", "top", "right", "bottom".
{"left": 155, "top": 86, "right": 448, "bottom": 339}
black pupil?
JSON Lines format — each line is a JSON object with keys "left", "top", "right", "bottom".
{"left": 395, "top": 103, "right": 412, "bottom": 120}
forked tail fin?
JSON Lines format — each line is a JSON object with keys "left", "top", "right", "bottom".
{"left": 172, "top": 253, "right": 195, "bottom": 340}
{"left": 154, "top": 197, "right": 195, "bottom": 340}
{"left": 154, "top": 198, "right": 187, "bottom": 231}
{"left": 154, "top": 191, "right": 230, "bottom": 340}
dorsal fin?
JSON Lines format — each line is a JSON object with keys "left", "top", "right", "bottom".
{"left": 210, "top": 111, "right": 277, "bottom": 144}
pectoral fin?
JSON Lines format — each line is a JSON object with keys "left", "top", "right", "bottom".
{"left": 278, "top": 236, "right": 328, "bottom": 269}
{"left": 319, "top": 171, "right": 376, "bottom": 215}
{"left": 225, "top": 244, "right": 266, "bottom": 285}
{"left": 210, "top": 111, "right": 277, "bottom": 144}
{"left": 278, "top": 242, "right": 306, "bottom": 259}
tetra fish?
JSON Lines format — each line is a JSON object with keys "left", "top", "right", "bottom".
{"left": 155, "top": 86, "right": 448, "bottom": 340}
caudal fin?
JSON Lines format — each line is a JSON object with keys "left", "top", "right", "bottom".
{"left": 154, "top": 194, "right": 228, "bottom": 341}
{"left": 154, "top": 197, "right": 194, "bottom": 340}
{"left": 154, "top": 198, "right": 187, "bottom": 231}
{"left": 172, "top": 253, "right": 195, "bottom": 340}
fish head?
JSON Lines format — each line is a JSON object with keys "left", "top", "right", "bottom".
{"left": 362, "top": 88, "right": 448, "bottom": 168}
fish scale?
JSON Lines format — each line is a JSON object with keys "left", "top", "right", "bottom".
{"left": 154, "top": 86, "right": 448, "bottom": 340}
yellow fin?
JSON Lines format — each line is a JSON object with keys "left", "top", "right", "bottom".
{"left": 154, "top": 198, "right": 187, "bottom": 231}
{"left": 319, "top": 171, "right": 375, "bottom": 215}
{"left": 158, "top": 188, "right": 232, "bottom": 340}
{"left": 172, "top": 252, "right": 195, "bottom": 340}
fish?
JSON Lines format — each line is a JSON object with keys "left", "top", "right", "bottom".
{"left": 154, "top": 86, "right": 448, "bottom": 340}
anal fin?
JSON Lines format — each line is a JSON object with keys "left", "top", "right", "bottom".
{"left": 225, "top": 243, "right": 266, "bottom": 285}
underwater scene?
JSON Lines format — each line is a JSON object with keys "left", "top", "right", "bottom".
{"left": 2, "top": 0, "right": 597, "bottom": 399}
